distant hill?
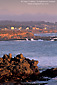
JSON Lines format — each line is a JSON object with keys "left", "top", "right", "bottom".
{"left": 0, "top": 21, "right": 57, "bottom": 30}
{"left": 0, "top": 21, "right": 55, "bottom": 26}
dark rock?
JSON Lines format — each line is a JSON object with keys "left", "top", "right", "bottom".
{"left": 16, "top": 54, "right": 25, "bottom": 59}
{"left": 39, "top": 68, "right": 57, "bottom": 78}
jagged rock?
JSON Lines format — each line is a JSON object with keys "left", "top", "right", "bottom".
{"left": 9, "top": 53, "right": 12, "bottom": 59}
{"left": 3, "top": 54, "right": 8, "bottom": 59}
{"left": 16, "top": 54, "right": 25, "bottom": 59}
{"left": 0, "top": 53, "right": 40, "bottom": 83}
{"left": 0, "top": 58, "right": 3, "bottom": 64}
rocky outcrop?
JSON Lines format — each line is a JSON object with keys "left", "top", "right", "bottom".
{"left": 0, "top": 53, "right": 40, "bottom": 83}
{"left": 1, "top": 53, "right": 56, "bottom": 84}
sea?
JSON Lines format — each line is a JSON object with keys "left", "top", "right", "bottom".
{"left": 0, "top": 33, "right": 57, "bottom": 85}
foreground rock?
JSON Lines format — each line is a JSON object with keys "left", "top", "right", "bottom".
{"left": 0, "top": 53, "right": 41, "bottom": 83}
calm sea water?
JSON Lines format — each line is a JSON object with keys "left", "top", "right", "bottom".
{"left": 34, "top": 33, "right": 57, "bottom": 37}
{"left": 0, "top": 39, "right": 57, "bottom": 85}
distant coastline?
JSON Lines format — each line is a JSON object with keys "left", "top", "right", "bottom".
{"left": 0, "top": 21, "right": 57, "bottom": 41}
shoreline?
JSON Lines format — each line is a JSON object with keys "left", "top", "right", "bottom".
{"left": 0, "top": 36, "right": 57, "bottom": 41}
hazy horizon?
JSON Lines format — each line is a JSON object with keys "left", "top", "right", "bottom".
{"left": 0, "top": 0, "right": 57, "bottom": 22}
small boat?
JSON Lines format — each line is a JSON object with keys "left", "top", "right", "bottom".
{"left": 50, "top": 39, "right": 54, "bottom": 41}
{"left": 53, "top": 38, "right": 57, "bottom": 41}
{"left": 50, "top": 38, "right": 57, "bottom": 41}
{"left": 30, "top": 38, "right": 35, "bottom": 41}
{"left": 26, "top": 38, "right": 29, "bottom": 41}
{"left": 38, "top": 39, "right": 43, "bottom": 41}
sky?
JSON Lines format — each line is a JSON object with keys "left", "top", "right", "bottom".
{"left": 0, "top": 0, "right": 57, "bottom": 22}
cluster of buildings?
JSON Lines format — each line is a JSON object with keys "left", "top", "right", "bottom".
{"left": 0, "top": 21, "right": 57, "bottom": 33}
{"left": 0, "top": 21, "right": 57, "bottom": 40}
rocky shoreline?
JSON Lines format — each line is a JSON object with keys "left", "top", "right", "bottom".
{"left": 0, "top": 53, "right": 57, "bottom": 84}
{"left": 0, "top": 36, "right": 57, "bottom": 41}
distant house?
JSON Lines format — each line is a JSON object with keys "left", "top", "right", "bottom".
{"left": 18, "top": 27, "right": 22, "bottom": 30}
{"left": 15, "top": 27, "right": 17, "bottom": 30}
{"left": 44, "top": 27, "right": 47, "bottom": 30}
{"left": 43, "top": 27, "right": 47, "bottom": 30}
{"left": 32, "top": 27, "right": 36, "bottom": 30}
{"left": 11, "top": 27, "right": 14, "bottom": 30}
{"left": 4, "top": 28, "right": 8, "bottom": 30}
{"left": 36, "top": 28, "right": 39, "bottom": 30}
{"left": 26, "top": 27, "right": 29, "bottom": 30}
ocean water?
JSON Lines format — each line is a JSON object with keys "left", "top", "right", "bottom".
{"left": 0, "top": 40, "right": 57, "bottom": 85}
{"left": 34, "top": 33, "right": 57, "bottom": 37}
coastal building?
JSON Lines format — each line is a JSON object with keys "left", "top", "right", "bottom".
{"left": 26, "top": 27, "right": 29, "bottom": 30}
{"left": 15, "top": 27, "right": 17, "bottom": 30}
{"left": 11, "top": 27, "right": 14, "bottom": 30}
{"left": 44, "top": 27, "right": 47, "bottom": 30}
{"left": 32, "top": 27, "right": 36, "bottom": 30}
{"left": 36, "top": 28, "right": 39, "bottom": 30}
{"left": 18, "top": 27, "right": 22, "bottom": 30}
{"left": 4, "top": 28, "right": 8, "bottom": 30}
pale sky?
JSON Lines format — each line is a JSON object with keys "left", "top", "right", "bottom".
{"left": 0, "top": 0, "right": 57, "bottom": 22}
